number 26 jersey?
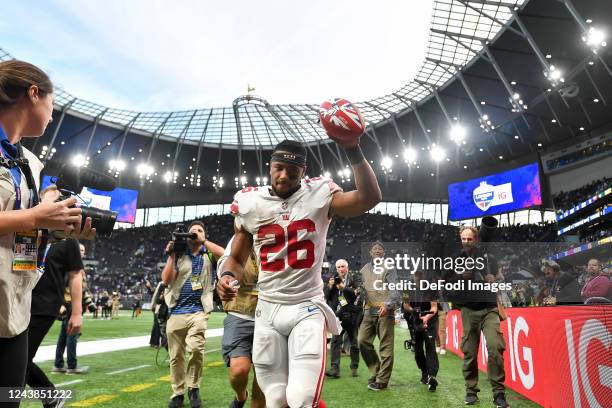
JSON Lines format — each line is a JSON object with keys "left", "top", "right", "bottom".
{"left": 231, "top": 177, "right": 342, "bottom": 304}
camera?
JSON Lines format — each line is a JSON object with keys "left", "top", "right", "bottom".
{"left": 334, "top": 275, "right": 343, "bottom": 285}
{"left": 53, "top": 165, "right": 118, "bottom": 236}
{"left": 171, "top": 223, "right": 197, "bottom": 255}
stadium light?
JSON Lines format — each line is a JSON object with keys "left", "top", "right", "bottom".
{"left": 449, "top": 125, "right": 466, "bottom": 144}
{"left": 479, "top": 114, "right": 494, "bottom": 132}
{"left": 430, "top": 145, "right": 446, "bottom": 162}
{"left": 582, "top": 27, "right": 606, "bottom": 51}
{"left": 545, "top": 65, "right": 564, "bottom": 86}
{"left": 343, "top": 168, "right": 351, "bottom": 177}
{"left": 403, "top": 148, "right": 417, "bottom": 163}
{"left": 108, "top": 159, "right": 126, "bottom": 172}
{"left": 71, "top": 154, "right": 88, "bottom": 168}
{"left": 324, "top": 171, "right": 331, "bottom": 179}
{"left": 381, "top": 156, "right": 392, "bottom": 169}
{"left": 136, "top": 163, "right": 154, "bottom": 177}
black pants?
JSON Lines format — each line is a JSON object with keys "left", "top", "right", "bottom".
{"left": 0, "top": 329, "right": 29, "bottom": 407}
{"left": 150, "top": 314, "right": 162, "bottom": 347}
{"left": 330, "top": 316, "right": 360, "bottom": 370}
{"left": 26, "top": 315, "right": 57, "bottom": 390}
{"left": 414, "top": 319, "right": 439, "bottom": 378}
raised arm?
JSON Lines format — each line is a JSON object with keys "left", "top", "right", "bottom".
{"left": 329, "top": 149, "right": 381, "bottom": 218}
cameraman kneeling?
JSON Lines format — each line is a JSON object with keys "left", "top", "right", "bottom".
{"left": 403, "top": 271, "right": 439, "bottom": 392}
{"left": 161, "top": 221, "right": 223, "bottom": 408}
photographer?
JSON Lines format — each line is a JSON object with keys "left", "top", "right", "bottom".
{"left": 0, "top": 60, "right": 95, "bottom": 395}
{"left": 451, "top": 226, "right": 507, "bottom": 407}
{"left": 161, "top": 221, "right": 223, "bottom": 408}
{"left": 325, "top": 259, "right": 361, "bottom": 379}
{"left": 403, "top": 271, "right": 439, "bottom": 392}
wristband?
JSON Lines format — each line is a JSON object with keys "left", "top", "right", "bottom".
{"left": 344, "top": 145, "right": 365, "bottom": 165}
{"left": 220, "top": 271, "right": 236, "bottom": 279}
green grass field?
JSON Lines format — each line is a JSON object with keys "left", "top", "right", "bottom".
{"left": 29, "top": 311, "right": 539, "bottom": 408}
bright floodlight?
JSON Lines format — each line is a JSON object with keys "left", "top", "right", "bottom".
{"left": 450, "top": 125, "right": 466, "bottom": 144}
{"left": 324, "top": 171, "right": 331, "bottom": 178}
{"left": 240, "top": 176, "right": 247, "bottom": 184}
{"left": 163, "top": 171, "right": 173, "bottom": 183}
{"left": 549, "top": 66, "right": 562, "bottom": 80}
{"left": 584, "top": 27, "right": 606, "bottom": 47}
{"left": 343, "top": 168, "right": 351, "bottom": 177}
{"left": 430, "top": 146, "right": 446, "bottom": 162}
{"left": 403, "top": 148, "right": 417, "bottom": 163}
{"left": 108, "top": 159, "right": 126, "bottom": 172}
{"left": 262, "top": 177, "right": 268, "bottom": 184}
{"left": 71, "top": 154, "right": 86, "bottom": 167}
{"left": 137, "top": 163, "right": 154, "bottom": 177}
{"left": 381, "top": 156, "right": 392, "bottom": 169}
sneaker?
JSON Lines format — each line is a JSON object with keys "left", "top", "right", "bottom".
{"left": 367, "top": 376, "right": 376, "bottom": 386}
{"left": 229, "top": 391, "right": 247, "bottom": 408}
{"left": 188, "top": 388, "right": 201, "bottom": 408}
{"left": 367, "top": 382, "right": 388, "bottom": 391}
{"left": 351, "top": 368, "right": 359, "bottom": 377}
{"left": 428, "top": 376, "right": 438, "bottom": 392}
{"left": 51, "top": 366, "right": 66, "bottom": 373}
{"left": 66, "top": 366, "right": 89, "bottom": 375}
{"left": 464, "top": 394, "right": 479, "bottom": 405}
{"left": 325, "top": 368, "right": 340, "bottom": 378}
{"left": 440, "top": 349, "right": 447, "bottom": 355}
{"left": 436, "top": 346, "right": 441, "bottom": 353}
{"left": 168, "top": 394, "right": 184, "bottom": 408}
{"left": 43, "top": 396, "right": 68, "bottom": 408}
{"left": 420, "top": 371, "right": 428, "bottom": 384}
{"left": 494, "top": 393, "right": 509, "bottom": 408}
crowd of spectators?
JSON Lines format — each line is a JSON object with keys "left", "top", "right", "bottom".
{"left": 552, "top": 176, "right": 611, "bottom": 210}
{"left": 545, "top": 140, "right": 610, "bottom": 172}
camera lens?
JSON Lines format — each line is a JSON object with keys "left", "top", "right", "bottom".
{"left": 81, "top": 206, "right": 118, "bottom": 236}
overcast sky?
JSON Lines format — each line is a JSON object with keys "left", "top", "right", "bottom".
{"left": 1, "top": 0, "right": 433, "bottom": 111}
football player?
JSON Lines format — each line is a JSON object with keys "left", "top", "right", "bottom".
{"left": 218, "top": 134, "right": 380, "bottom": 407}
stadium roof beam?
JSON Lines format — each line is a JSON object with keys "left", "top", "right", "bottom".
{"left": 170, "top": 109, "right": 198, "bottom": 180}
{"left": 510, "top": 10, "right": 552, "bottom": 71}
{"left": 242, "top": 106, "right": 265, "bottom": 176}
{"left": 116, "top": 113, "right": 140, "bottom": 158}
{"left": 409, "top": 101, "right": 433, "bottom": 146}
{"left": 576, "top": 97, "right": 593, "bottom": 126}
{"left": 583, "top": 67, "right": 607, "bottom": 106}
{"left": 290, "top": 107, "right": 326, "bottom": 166}
{"left": 512, "top": 121, "right": 534, "bottom": 153}
{"left": 536, "top": 117, "right": 552, "bottom": 143}
{"left": 193, "top": 110, "right": 213, "bottom": 187}
{"left": 41, "top": 98, "right": 76, "bottom": 161}
{"left": 543, "top": 94, "right": 563, "bottom": 129}
{"left": 146, "top": 112, "right": 173, "bottom": 163}
{"left": 455, "top": 0, "right": 524, "bottom": 38}
{"left": 463, "top": 0, "right": 521, "bottom": 8}
{"left": 84, "top": 108, "right": 109, "bottom": 159}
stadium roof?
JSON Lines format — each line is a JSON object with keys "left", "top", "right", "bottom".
{"left": 1, "top": 0, "right": 527, "bottom": 148}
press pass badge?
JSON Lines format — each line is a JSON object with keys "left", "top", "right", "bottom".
{"left": 12, "top": 230, "right": 38, "bottom": 272}
{"left": 338, "top": 295, "right": 348, "bottom": 307}
{"left": 191, "top": 275, "right": 203, "bottom": 291}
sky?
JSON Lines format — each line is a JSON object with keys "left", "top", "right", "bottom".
{"left": 1, "top": 0, "right": 434, "bottom": 111}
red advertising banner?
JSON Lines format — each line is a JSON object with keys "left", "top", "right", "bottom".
{"left": 445, "top": 306, "right": 611, "bottom": 408}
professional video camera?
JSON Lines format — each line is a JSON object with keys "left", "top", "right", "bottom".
{"left": 170, "top": 223, "right": 197, "bottom": 255}
{"left": 52, "top": 165, "right": 118, "bottom": 236}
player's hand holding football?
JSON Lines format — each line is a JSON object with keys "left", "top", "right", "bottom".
{"left": 217, "top": 275, "right": 238, "bottom": 301}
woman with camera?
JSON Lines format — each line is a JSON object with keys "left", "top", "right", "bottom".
{"left": 403, "top": 271, "right": 439, "bottom": 392}
{"left": 0, "top": 60, "right": 94, "bottom": 398}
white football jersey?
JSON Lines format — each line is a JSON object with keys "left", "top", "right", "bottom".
{"left": 231, "top": 177, "right": 342, "bottom": 304}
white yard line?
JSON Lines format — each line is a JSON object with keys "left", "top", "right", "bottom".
{"left": 55, "top": 379, "right": 84, "bottom": 387}
{"left": 34, "top": 327, "right": 224, "bottom": 363}
{"left": 106, "top": 364, "right": 151, "bottom": 375}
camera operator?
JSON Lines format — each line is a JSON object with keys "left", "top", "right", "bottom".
{"left": 451, "top": 226, "right": 508, "bottom": 407}
{"left": 325, "top": 259, "right": 361, "bottom": 379}
{"left": 161, "top": 221, "right": 223, "bottom": 408}
{"left": 0, "top": 60, "right": 95, "bottom": 396}
{"left": 403, "top": 271, "right": 439, "bottom": 392}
